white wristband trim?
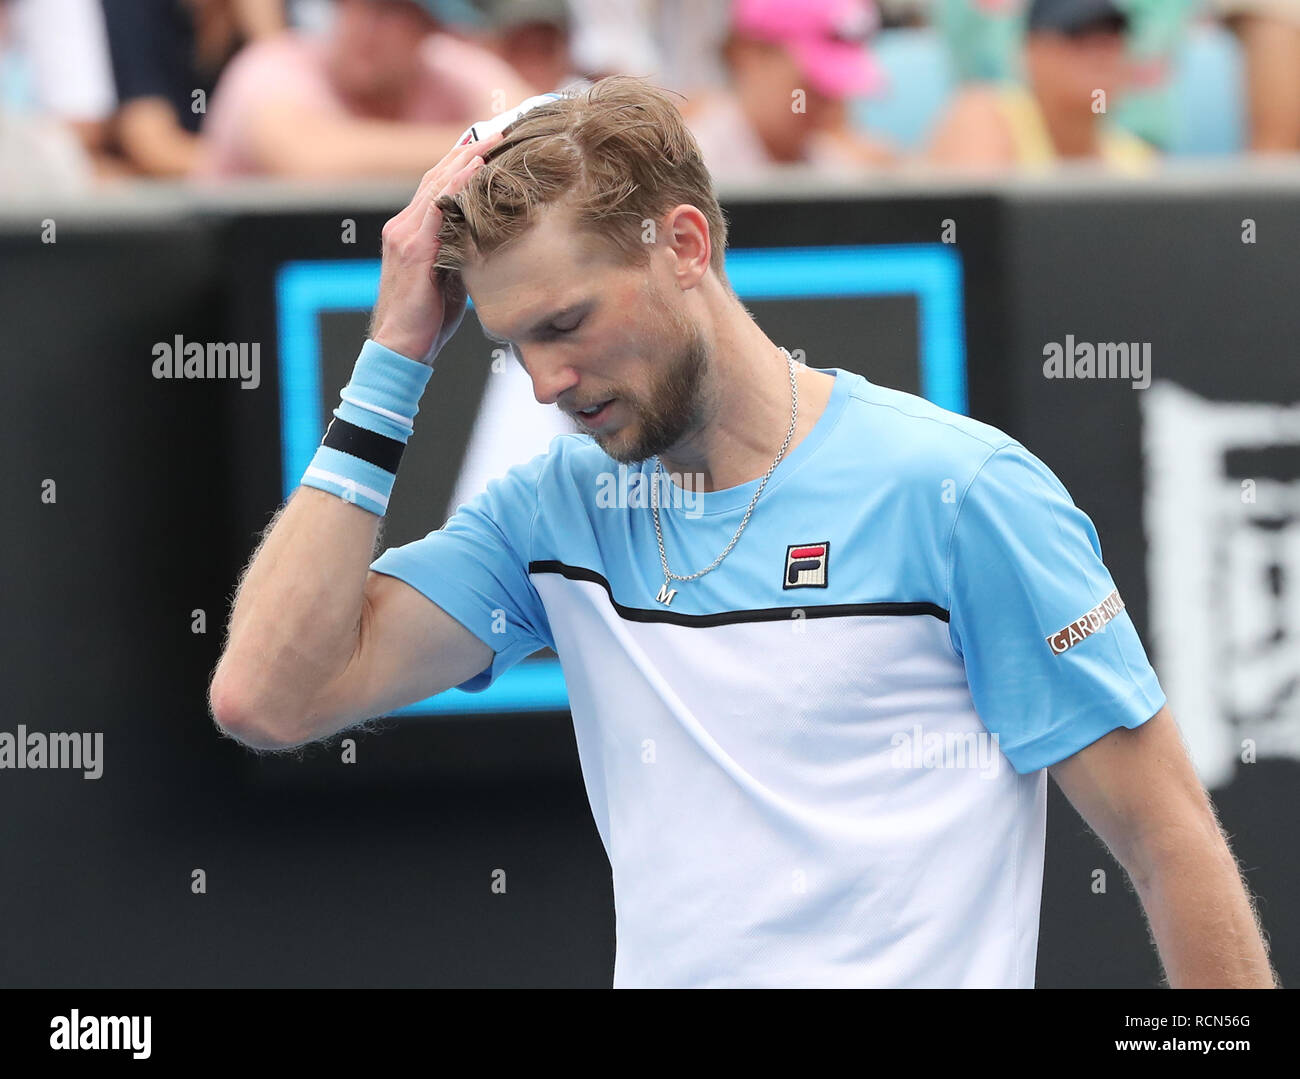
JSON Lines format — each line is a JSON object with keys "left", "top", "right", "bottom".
{"left": 339, "top": 387, "right": 416, "bottom": 429}
{"left": 303, "top": 466, "right": 391, "bottom": 511}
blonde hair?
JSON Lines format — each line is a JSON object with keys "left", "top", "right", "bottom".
{"left": 434, "top": 76, "right": 731, "bottom": 285}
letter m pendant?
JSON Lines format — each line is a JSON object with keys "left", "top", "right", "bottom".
{"left": 655, "top": 580, "right": 677, "bottom": 607}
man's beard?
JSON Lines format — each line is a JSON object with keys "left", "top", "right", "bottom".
{"left": 590, "top": 308, "right": 712, "bottom": 465}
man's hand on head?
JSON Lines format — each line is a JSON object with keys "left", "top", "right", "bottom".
{"left": 369, "top": 130, "right": 503, "bottom": 364}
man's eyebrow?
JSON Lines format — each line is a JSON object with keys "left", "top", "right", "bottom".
{"left": 479, "top": 301, "right": 591, "bottom": 344}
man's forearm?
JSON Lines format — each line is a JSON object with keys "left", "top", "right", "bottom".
{"left": 210, "top": 487, "right": 381, "bottom": 746}
{"left": 211, "top": 133, "right": 494, "bottom": 746}
{"left": 1130, "top": 825, "right": 1278, "bottom": 988}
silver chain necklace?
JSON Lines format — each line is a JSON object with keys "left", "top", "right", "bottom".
{"left": 650, "top": 347, "right": 799, "bottom": 606}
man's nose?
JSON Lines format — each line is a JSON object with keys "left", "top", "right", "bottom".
{"left": 517, "top": 345, "right": 580, "bottom": 406}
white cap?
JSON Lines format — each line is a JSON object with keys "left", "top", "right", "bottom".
{"left": 454, "top": 92, "right": 566, "bottom": 147}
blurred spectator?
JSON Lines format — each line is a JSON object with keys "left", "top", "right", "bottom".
{"left": 565, "top": 0, "right": 661, "bottom": 81}
{"left": 564, "top": 1, "right": 732, "bottom": 95}
{"left": 650, "top": 0, "right": 734, "bottom": 94}
{"left": 926, "top": 0, "right": 1155, "bottom": 170}
{"left": 934, "top": 0, "right": 1024, "bottom": 83}
{"left": 875, "top": 0, "right": 932, "bottom": 27}
{"left": 7, "top": 0, "right": 117, "bottom": 173}
{"left": 0, "top": 0, "right": 95, "bottom": 192}
{"left": 684, "top": 0, "right": 898, "bottom": 179}
{"left": 473, "top": 0, "right": 575, "bottom": 94}
{"left": 1217, "top": 0, "right": 1300, "bottom": 151}
{"left": 287, "top": 0, "right": 339, "bottom": 29}
{"left": 1106, "top": 0, "right": 1199, "bottom": 153}
{"left": 195, "top": 0, "right": 532, "bottom": 179}
{"left": 932, "top": 0, "right": 1196, "bottom": 155}
{"left": 101, "top": 0, "right": 285, "bottom": 177}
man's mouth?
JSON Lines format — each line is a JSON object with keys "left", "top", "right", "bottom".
{"left": 574, "top": 399, "right": 616, "bottom": 426}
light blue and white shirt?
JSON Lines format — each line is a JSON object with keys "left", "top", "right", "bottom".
{"left": 370, "top": 366, "right": 1167, "bottom": 988}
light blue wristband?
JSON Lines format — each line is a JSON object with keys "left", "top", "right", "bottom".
{"left": 333, "top": 338, "right": 434, "bottom": 441}
{"left": 299, "top": 339, "right": 434, "bottom": 515}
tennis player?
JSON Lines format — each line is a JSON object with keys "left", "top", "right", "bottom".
{"left": 210, "top": 77, "right": 1277, "bottom": 989}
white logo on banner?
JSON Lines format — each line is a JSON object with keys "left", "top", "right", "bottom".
{"left": 448, "top": 358, "right": 573, "bottom": 516}
{"left": 1141, "top": 382, "right": 1300, "bottom": 789}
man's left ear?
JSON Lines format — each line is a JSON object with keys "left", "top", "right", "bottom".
{"left": 664, "top": 204, "right": 710, "bottom": 290}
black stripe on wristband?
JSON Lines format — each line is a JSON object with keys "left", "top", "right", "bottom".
{"left": 322, "top": 417, "right": 405, "bottom": 473}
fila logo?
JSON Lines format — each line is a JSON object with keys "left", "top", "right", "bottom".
{"left": 784, "top": 542, "right": 829, "bottom": 589}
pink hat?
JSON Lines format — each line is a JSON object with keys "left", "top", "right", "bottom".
{"left": 732, "top": 0, "right": 884, "bottom": 99}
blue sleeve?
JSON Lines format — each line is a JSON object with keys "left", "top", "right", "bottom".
{"left": 369, "top": 451, "right": 553, "bottom": 693}
{"left": 947, "top": 442, "right": 1166, "bottom": 773}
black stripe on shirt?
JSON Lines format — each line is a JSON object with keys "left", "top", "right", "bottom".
{"left": 527, "top": 560, "right": 949, "bottom": 627}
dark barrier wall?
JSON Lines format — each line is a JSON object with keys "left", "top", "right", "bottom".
{"left": 997, "top": 187, "right": 1300, "bottom": 986}
{"left": 1, "top": 175, "right": 1295, "bottom": 987}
